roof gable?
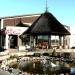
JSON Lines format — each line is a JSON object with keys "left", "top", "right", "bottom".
{"left": 25, "top": 12, "right": 70, "bottom": 35}
{"left": 16, "top": 21, "right": 29, "bottom": 27}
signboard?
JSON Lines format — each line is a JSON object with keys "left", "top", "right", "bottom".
{"left": 5, "top": 26, "right": 28, "bottom": 35}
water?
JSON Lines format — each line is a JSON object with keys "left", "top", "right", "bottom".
{"left": 18, "top": 58, "right": 70, "bottom": 75}
{"left": 71, "top": 68, "right": 75, "bottom": 75}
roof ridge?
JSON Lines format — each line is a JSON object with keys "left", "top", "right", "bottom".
{"left": 0, "top": 13, "right": 41, "bottom": 19}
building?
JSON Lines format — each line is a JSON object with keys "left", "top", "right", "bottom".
{"left": 0, "top": 12, "right": 70, "bottom": 51}
{"left": 24, "top": 11, "right": 70, "bottom": 49}
{"left": 0, "top": 14, "right": 40, "bottom": 50}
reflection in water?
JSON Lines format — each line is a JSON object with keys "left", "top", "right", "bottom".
{"left": 18, "top": 59, "right": 70, "bottom": 74}
{"left": 71, "top": 68, "right": 75, "bottom": 75}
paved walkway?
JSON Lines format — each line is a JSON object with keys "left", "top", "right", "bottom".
{"left": 0, "top": 70, "right": 10, "bottom": 75}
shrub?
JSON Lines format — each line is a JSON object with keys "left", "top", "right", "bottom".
{"left": 57, "top": 52, "right": 61, "bottom": 58}
{"left": 42, "top": 53, "right": 49, "bottom": 56}
{"left": 52, "top": 50, "right": 57, "bottom": 57}
{"left": 10, "top": 55, "right": 19, "bottom": 59}
{"left": 9, "top": 62, "right": 19, "bottom": 69}
{"left": 33, "top": 53, "right": 41, "bottom": 57}
{"left": 49, "top": 52, "right": 52, "bottom": 57}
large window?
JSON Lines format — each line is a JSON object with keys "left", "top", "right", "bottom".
{"left": 37, "top": 35, "right": 48, "bottom": 49}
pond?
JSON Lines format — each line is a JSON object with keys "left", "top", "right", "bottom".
{"left": 9, "top": 57, "right": 71, "bottom": 75}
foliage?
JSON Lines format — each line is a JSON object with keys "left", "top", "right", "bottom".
{"left": 10, "top": 55, "right": 19, "bottom": 59}
{"left": 33, "top": 53, "right": 41, "bottom": 57}
{"left": 42, "top": 53, "right": 49, "bottom": 56}
{"left": 57, "top": 52, "right": 61, "bottom": 58}
{"left": 9, "top": 62, "right": 19, "bottom": 69}
{"left": 52, "top": 50, "right": 57, "bottom": 57}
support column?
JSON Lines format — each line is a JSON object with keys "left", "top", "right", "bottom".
{"left": 33, "top": 36, "right": 36, "bottom": 48}
{"left": 66, "top": 35, "right": 70, "bottom": 49}
{"left": 18, "top": 35, "right": 22, "bottom": 46}
{"left": 48, "top": 35, "right": 51, "bottom": 49}
{"left": 1, "top": 19, "right": 4, "bottom": 29}
{"left": 35, "top": 35, "right": 38, "bottom": 48}
{"left": 59, "top": 36, "right": 62, "bottom": 49}
{"left": 0, "top": 19, "right": 4, "bottom": 47}
{"left": 5, "top": 34, "right": 9, "bottom": 49}
{"left": 63, "top": 35, "right": 66, "bottom": 49}
{"left": 30, "top": 36, "right": 34, "bottom": 48}
{"left": 35, "top": 35, "right": 38, "bottom": 45}
{"left": 0, "top": 35, "right": 2, "bottom": 47}
{"left": 18, "top": 35, "right": 25, "bottom": 51}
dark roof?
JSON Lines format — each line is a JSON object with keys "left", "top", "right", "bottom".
{"left": 25, "top": 12, "right": 70, "bottom": 35}
{"left": 16, "top": 21, "right": 29, "bottom": 27}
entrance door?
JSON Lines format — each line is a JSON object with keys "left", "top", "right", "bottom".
{"left": 9, "top": 35, "right": 18, "bottom": 48}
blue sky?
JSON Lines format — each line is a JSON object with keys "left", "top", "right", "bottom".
{"left": 0, "top": 0, "right": 75, "bottom": 28}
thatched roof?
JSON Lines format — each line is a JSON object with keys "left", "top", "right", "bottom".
{"left": 25, "top": 12, "right": 70, "bottom": 35}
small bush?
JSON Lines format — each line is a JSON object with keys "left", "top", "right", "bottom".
{"left": 49, "top": 52, "right": 52, "bottom": 56}
{"left": 57, "top": 52, "right": 61, "bottom": 58}
{"left": 10, "top": 55, "right": 19, "bottom": 59}
{"left": 33, "top": 53, "right": 41, "bottom": 57}
{"left": 42, "top": 53, "right": 49, "bottom": 56}
{"left": 52, "top": 50, "right": 57, "bottom": 57}
{"left": 9, "top": 62, "right": 19, "bottom": 69}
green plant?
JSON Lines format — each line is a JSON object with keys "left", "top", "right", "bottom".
{"left": 10, "top": 55, "right": 19, "bottom": 59}
{"left": 49, "top": 52, "right": 52, "bottom": 56}
{"left": 52, "top": 50, "right": 57, "bottom": 57}
{"left": 33, "top": 53, "right": 41, "bottom": 57}
{"left": 9, "top": 62, "right": 19, "bottom": 69}
{"left": 42, "top": 53, "right": 49, "bottom": 56}
{"left": 57, "top": 52, "right": 61, "bottom": 58}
